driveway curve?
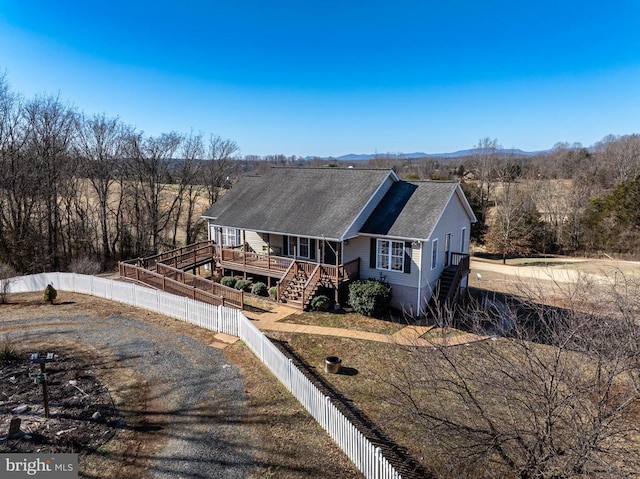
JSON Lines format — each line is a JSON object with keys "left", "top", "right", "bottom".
{"left": 0, "top": 311, "right": 254, "bottom": 479}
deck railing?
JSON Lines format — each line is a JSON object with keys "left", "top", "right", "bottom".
{"left": 450, "top": 252, "right": 470, "bottom": 270}
{"left": 220, "top": 248, "right": 293, "bottom": 272}
{"left": 127, "top": 241, "right": 214, "bottom": 270}
{"left": 442, "top": 252, "right": 470, "bottom": 304}
{"left": 156, "top": 242, "right": 216, "bottom": 270}
{"left": 301, "top": 264, "right": 321, "bottom": 308}
{"left": 123, "top": 244, "right": 362, "bottom": 310}
{"left": 315, "top": 257, "right": 361, "bottom": 291}
{"left": 119, "top": 260, "right": 243, "bottom": 308}
{"left": 156, "top": 263, "right": 243, "bottom": 308}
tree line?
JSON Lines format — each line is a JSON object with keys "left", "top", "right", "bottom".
{"left": 4, "top": 70, "right": 640, "bottom": 275}
{"left": 0, "top": 75, "right": 240, "bottom": 274}
{"left": 364, "top": 136, "right": 640, "bottom": 260}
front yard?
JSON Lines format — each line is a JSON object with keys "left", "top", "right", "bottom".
{"left": 280, "top": 310, "right": 406, "bottom": 335}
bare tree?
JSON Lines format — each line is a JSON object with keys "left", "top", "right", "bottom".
{"left": 76, "top": 113, "right": 131, "bottom": 267}
{"left": 170, "top": 131, "right": 206, "bottom": 247}
{"left": 0, "top": 74, "right": 31, "bottom": 269}
{"left": 384, "top": 277, "right": 640, "bottom": 479}
{"left": 0, "top": 262, "right": 17, "bottom": 303}
{"left": 125, "top": 131, "right": 183, "bottom": 255}
{"left": 594, "top": 134, "right": 640, "bottom": 187}
{"left": 203, "top": 135, "right": 239, "bottom": 205}
{"left": 22, "top": 94, "right": 78, "bottom": 270}
{"left": 466, "top": 138, "right": 502, "bottom": 234}
{"left": 484, "top": 174, "right": 547, "bottom": 262}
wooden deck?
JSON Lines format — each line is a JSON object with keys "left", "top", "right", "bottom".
{"left": 119, "top": 241, "right": 361, "bottom": 310}
{"left": 218, "top": 247, "right": 360, "bottom": 286}
{"left": 219, "top": 248, "right": 293, "bottom": 278}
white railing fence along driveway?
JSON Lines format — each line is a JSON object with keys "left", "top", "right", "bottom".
{"left": 7, "top": 273, "right": 402, "bottom": 479}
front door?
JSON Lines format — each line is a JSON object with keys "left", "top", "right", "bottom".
{"left": 444, "top": 233, "right": 452, "bottom": 266}
{"left": 323, "top": 241, "right": 338, "bottom": 265}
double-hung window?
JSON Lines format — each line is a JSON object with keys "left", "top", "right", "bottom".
{"left": 288, "top": 236, "right": 310, "bottom": 258}
{"left": 299, "top": 237, "right": 310, "bottom": 258}
{"left": 221, "top": 227, "right": 241, "bottom": 247}
{"left": 376, "top": 239, "right": 404, "bottom": 272}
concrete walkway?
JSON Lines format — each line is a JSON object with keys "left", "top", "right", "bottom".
{"left": 244, "top": 305, "right": 488, "bottom": 347}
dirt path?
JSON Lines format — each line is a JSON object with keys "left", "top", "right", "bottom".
{"left": 468, "top": 256, "right": 640, "bottom": 296}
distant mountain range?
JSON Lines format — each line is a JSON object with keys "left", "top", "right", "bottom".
{"left": 319, "top": 148, "right": 547, "bottom": 162}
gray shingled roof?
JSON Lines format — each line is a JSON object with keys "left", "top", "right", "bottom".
{"left": 201, "top": 167, "right": 394, "bottom": 240}
{"left": 360, "top": 180, "right": 461, "bottom": 240}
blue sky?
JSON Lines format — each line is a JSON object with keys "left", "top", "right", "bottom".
{"left": 1, "top": 1, "right": 640, "bottom": 157}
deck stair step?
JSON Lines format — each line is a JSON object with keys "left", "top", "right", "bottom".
{"left": 437, "top": 266, "right": 458, "bottom": 303}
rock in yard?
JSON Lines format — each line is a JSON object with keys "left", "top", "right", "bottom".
{"left": 12, "top": 405, "right": 31, "bottom": 415}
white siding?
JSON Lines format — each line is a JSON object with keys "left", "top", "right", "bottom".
{"left": 344, "top": 235, "right": 370, "bottom": 268}
{"left": 346, "top": 235, "right": 421, "bottom": 313}
{"left": 391, "top": 285, "right": 419, "bottom": 316}
{"left": 419, "top": 191, "right": 473, "bottom": 297}
{"left": 245, "top": 231, "right": 266, "bottom": 253}
{"left": 348, "top": 236, "right": 418, "bottom": 287}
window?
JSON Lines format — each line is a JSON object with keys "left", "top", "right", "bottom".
{"left": 444, "top": 233, "right": 452, "bottom": 266}
{"left": 460, "top": 227, "right": 467, "bottom": 252}
{"left": 299, "top": 237, "right": 309, "bottom": 258}
{"left": 431, "top": 239, "right": 438, "bottom": 270}
{"left": 376, "top": 239, "right": 404, "bottom": 272}
{"left": 221, "top": 227, "right": 240, "bottom": 246}
{"left": 288, "top": 236, "right": 310, "bottom": 258}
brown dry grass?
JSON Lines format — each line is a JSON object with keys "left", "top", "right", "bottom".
{"left": 71, "top": 178, "right": 212, "bottom": 250}
{"left": 264, "top": 331, "right": 433, "bottom": 469}
{"left": 281, "top": 311, "right": 406, "bottom": 335}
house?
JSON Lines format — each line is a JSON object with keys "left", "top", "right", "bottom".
{"left": 201, "top": 167, "right": 477, "bottom": 316}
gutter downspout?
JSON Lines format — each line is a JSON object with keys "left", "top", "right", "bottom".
{"left": 416, "top": 241, "right": 423, "bottom": 317}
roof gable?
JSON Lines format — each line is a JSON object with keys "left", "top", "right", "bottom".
{"left": 201, "top": 167, "right": 396, "bottom": 240}
{"left": 360, "top": 180, "right": 475, "bottom": 240}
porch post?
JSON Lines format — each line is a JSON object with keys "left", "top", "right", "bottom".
{"left": 335, "top": 243, "right": 340, "bottom": 304}
{"left": 267, "top": 234, "right": 271, "bottom": 270}
{"left": 242, "top": 230, "right": 247, "bottom": 278}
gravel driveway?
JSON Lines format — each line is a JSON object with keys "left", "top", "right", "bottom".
{"left": 1, "top": 312, "right": 254, "bottom": 479}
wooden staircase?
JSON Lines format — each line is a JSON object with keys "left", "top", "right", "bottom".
{"left": 280, "top": 269, "right": 308, "bottom": 308}
{"left": 278, "top": 262, "right": 323, "bottom": 310}
{"left": 435, "top": 253, "right": 471, "bottom": 309}
{"left": 437, "top": 266, "right": 458, "bottom": 304}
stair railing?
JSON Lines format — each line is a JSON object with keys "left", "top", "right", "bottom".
{"left": 276, "top": 260, "right": 298, "bottom": 302}
{"left": 441, "top": 253, "right": 470, "bottom": 305}
{"left": 301, "top": 264, "right": 321, "bottom": 309}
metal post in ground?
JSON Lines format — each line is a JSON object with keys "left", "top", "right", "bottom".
{"left": 29, "top": 352, "right": 56, "bottom": 419}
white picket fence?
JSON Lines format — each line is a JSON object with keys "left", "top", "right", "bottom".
{"left": 7, "top": 273, "right": 402, "bottom": 479}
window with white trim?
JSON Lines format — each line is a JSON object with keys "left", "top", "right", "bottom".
{"left": 221, "top": 227, "right": 241, "bottom": 246}
{"left": 288, "top": 236, "right": 310, "bottom": 258}
{"left": 460, "top": 227, "right": 467, "bottom": 252}
{"left": 376, "top": 239, "right": 404, "bottom": 272}
{"left": 299, "top": 237, "right": 310, "bottom": 258}
{"left": 431, "top": 239, "right": 438, "bottom": 270}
